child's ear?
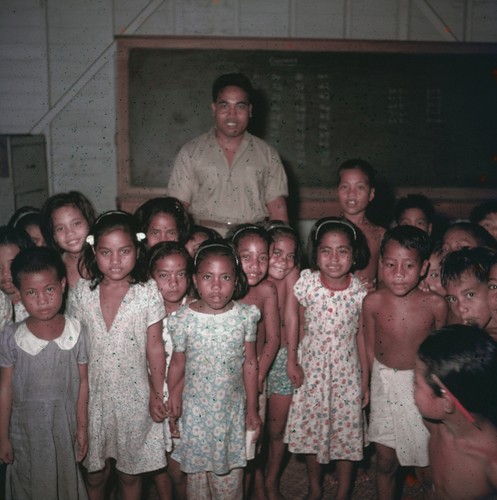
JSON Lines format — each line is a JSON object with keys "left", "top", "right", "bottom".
{"left": 61, "top": 277, "right": 67, "bottom": 291}
{"left": 441, "top": 390, "right": 456, "bottom": 415}
{"left": 368, "top": 187, "right": 375, "bottom": 202}
{"left": 192, "top": 274, "right": 198, "bottom": 289}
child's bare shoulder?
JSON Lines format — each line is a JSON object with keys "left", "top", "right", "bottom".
{"left": 362, "top": 287, "right": 388, "bottom": 310}
{"left": 257, "top": 279, "right": 278, "bottom": 299}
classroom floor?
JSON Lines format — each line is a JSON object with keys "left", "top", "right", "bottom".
{"left": 142, "top": 449, "right": 425, "bottom": 499}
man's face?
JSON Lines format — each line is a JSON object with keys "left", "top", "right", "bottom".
{"left": 211, "top": 85, "right": 252, "bottom": 140}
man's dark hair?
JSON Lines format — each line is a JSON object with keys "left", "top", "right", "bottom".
{"left": 212, "top": 73, "right": 254, "bottom": 103}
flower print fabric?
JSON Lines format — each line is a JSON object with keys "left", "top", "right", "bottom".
{"left": 285, "top": 269, "right": 367, "bottom": 463}
{"left": 168, "top": 301, "right": 260, "bottom": 474}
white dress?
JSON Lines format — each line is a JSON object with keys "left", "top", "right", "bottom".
{"left": 67, "top": 279, "right": 166, "bottom": 474}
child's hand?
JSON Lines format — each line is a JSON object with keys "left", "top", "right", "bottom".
{"left": 169, "top": 418, "right": 180, "bottom": 439}
{"left": 287, "top": 362, "right": 304, "bottom": 388}
{"left": 168, "top": 392, "right": 183, "bottom": 419}
{"left": 360, "top": 277, "right": 377, "bottom": 293}
{"left": 418, "top": 279, "right": 430, "bottom": 293}
{"left": 361, "top": 382, "right": 370, "bottom": 409}
{"left": 76, "top": 428, "right": 88, "bottom": 463}
{"left": 0, "top": 439, "right": 13, "bottom": 464}
{"left": 149, "top": 393, "right": 168, "bottom": 423}
{"left": 245, "top": 410, "right": 262, "bottom": 442}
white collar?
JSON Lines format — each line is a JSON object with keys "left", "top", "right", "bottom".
{"left": 15, "top": 316, "right": 82, "bottom": 355}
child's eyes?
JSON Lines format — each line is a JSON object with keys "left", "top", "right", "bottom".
{"left": 178, "top": 271, "right": 186, "bottom": 278}
{"left": 46, "top": 286, "right": 54, "bottom": 293}
{"left": 221, "top": 275, "right": 231, "bottom": 281}
{"left": 25, "top": 290, "right": 35, "bottom": 296}
{"left": 465, "top": 291, "right": 475, "bottom": 299}
{"left": 446, "top": 296, "right": 456, "bottom": 303}
{"left": 259, "top": 255, "right": 268, "bottom": 262}
{"left": 430, "top": 272, "right": 439, "bottom": 279}
{"left": 55, "top": 226, "right": 64, "bottom": 233}
{"left": 489, "top": 284, "right": 497, "bottom": 291}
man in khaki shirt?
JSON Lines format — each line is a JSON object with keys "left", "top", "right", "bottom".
{"left": 167, "top": 73, "right": 289, "bottom": 237}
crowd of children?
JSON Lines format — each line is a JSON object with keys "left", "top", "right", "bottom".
{"left": 0, "top": 159, "right": 496, "bottom": 500}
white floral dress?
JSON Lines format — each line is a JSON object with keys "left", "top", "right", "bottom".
{"left": 168, "top": 301, "right": 260, "bottom": 474}
{"left": 285, "top": 269, "right": 367, "bottom": 463}
{"left": 67, "top": 279, "right": 166, "bottom": 474}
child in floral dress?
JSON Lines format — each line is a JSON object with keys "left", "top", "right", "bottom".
{"left": 285, "top": 217, "right": 370, "bottom": 500}
{"left": 167, "top": 240, "right": 261, "bottom": 499}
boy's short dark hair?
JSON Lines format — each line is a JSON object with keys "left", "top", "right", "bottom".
{"left": 380, "top": 225, "right": 432, "bottom": 262}
{"left": 337, "top": 159, "right": 376, "bottom": 188}
{"left": 394, "top": 194, "right": 435, "bottom": 224}
{"left": 212, "top": 73, "right": 254, "bottom": 103}
{"left": 440, "top": 246, "right": 496, "bottom": 288}
{"left": 11, "top": 247, "right": 66, "bottom": 289}
{"left": 470, "top": 200, "right": 497, "bottom": 224}
{"left": 443, "top": 221, "right": 497, "bottom": 251}
{"left": 418, "top": 324, "right": 497, "bottom": 426}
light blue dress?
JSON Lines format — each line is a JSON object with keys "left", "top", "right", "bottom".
{"left": 169, "top": 301, "right": 260, "bottom": 474}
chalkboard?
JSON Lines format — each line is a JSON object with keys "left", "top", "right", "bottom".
{"left": 117, "top": 38, "right": 497, "bottom": 195}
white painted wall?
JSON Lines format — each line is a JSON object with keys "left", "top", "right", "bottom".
{"left": 0, "top": 0, "right": 495, "bottom": 223}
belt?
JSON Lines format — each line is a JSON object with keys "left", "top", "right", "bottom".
{"left": 197, "top": 218, "right": 268, "bottom": 231}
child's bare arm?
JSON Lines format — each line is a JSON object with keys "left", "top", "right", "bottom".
{"left": 285, "top": 269, "right": 303, "bottom": 387}
{"left": 167, "top": 351, "right": 186, "bottom": 419}
{"left": 76, "top": 363, "right": 89, "bottom": 462}
{"left": 357, "top": 313, "right": 370, "bottom": 408}
{"left": 243, "top": 341, "right": 261, "bottom": 439}
{"left": 0, "top": 366, "right": 13, "bottom": 464}
{"left": 146, "top": 320, "right": 167, "bottom": 422}
{"left": 257, "top": 282, "right": 281, "bottom": 392}
{"left": 362, "top": 294, "right": 377, "bottom": 372}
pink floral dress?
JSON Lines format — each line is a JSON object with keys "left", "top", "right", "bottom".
{"left": 284, "top": 269, "right": 367, "bottom": 463}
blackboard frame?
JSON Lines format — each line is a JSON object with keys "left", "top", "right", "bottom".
{"left": 116, "top": 36, "right": 497, "bottom": 219}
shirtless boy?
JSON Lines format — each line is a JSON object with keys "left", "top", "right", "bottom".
{"left": 363, "top": 225, "right": 447, "bottom": 500}
{"left": 415, "top": 324, "right": 497, "bottom": 499}
{"left": 337, "top": 159, "right": 385, "bottom": 290}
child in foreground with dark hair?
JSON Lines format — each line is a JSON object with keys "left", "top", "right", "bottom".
{"left": 285, "top": 217, "right": 370, "bottom": 500}
{"left": 441, "top": 246, "right": 497, "bottom": 330}
{"left": 415, "top": 324, "right": 497, "bottom": 499}
{"left": 363, "top": 225, "right": 447, "bottom": 499}
{"left": 167, "top": 240, "right": 261, "bottom": 499}
{"left": 0, "top": 247, "right": 88, "bottom": 499}
{"left": 67, "top": 211, "right": 167, "bottom": 499}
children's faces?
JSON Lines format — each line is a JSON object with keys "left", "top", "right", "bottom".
{"left": 18, "top": 269, "right": 65, "bottom": 321}
{"left": 94, "top": 229, "right": 136, "bottom": 283}
{"left": 317, "top": 231, "right": 353, "bottom": 288}
{"left": 442, "top": 228, "right": 478, "bottom": 254}
{"left": 52, "top": 205, "right": 89, "bottom": 255}
{"left": 185, "top": 232, "right": 208, "bottom": 258}
{"left": 337, "top": 169, "right": 374, "bottom": 217}
{"left": 268, "top": 235, "right": 296, "bottom": 281}
{"left": 479, "top": 213, "right": 497, "bottom": 240}
{"left": 0, "top": 244, "right": 20, "bottom": 295}
{"left": 398, "top": 208, "right": 431, "bottom": 234}
{"left": 152, "top": 254, "right": 188, "bottom": 306}
{"left": 146, "top": 213, "right": 178, "bottom": 248}
{"left": 425, "top": 253, "right": 445, "bottom": 296}
{"left": 193, "top": 254, "right": 236, "bottom": 313}
{"left": 237, "top": 235, "right": 269, "bottom": 286}
{"left": 445, "top": 271, "right": 492, "bottom": 328}
{"left": 381, "top": 240, "right": 427, "bottom": 297}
